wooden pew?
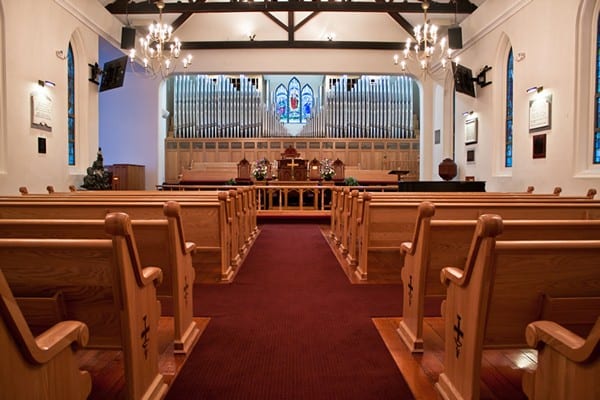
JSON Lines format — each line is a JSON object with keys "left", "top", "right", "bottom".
{"left": 522, "top": 317, "right": 600, "bottom": 400}
{"left": 435, "top": 214, "right": 600, "bottom": 400}
{"left": 398, "top": 201, "right": 600, "bottom": 352}
{"left": 0, "top": 212, "right": 168, "bottom": 400}
{"left": 353, "top": 198, "right": 600, "bottom": 280}
{"left": 0, "top": 200, "right": 199, "bottom": 354}
{"left": 0, "top": 269, "right": 92, "bottom": 400}
{"left": 0, "top": 196, "right": 236, "bottom": 283}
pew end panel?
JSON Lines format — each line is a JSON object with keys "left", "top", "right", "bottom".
{"left": 0, "top": 269, "right": 92, "bottom": 400}
{"left": 522, "top": 318, "right": 600, "bottom": 400}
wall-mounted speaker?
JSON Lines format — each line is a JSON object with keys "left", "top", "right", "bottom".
{"left": 448, "top": 26, "right": 463, "bottom": 49}
{"left": 120, "top": 27, "right": 136, "bottom": 49}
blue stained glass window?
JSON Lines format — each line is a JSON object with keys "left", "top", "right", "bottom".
{"left": 275, "top": 84, "right": 288, "bottom": 122}
{"left": 505, "top": 48, "right": 514, "bottom": 168}
{"left": 67, "top": 43, "right": 75, "bottom": 166}
{"left": 594, "top": 15, "right": 600, "bottom": 163}
{"left": 301, "top": 84, "right": 314, "bottom": 123}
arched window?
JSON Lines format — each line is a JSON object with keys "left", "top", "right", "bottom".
{"left": 594, "top": 14, "right": 600, "bottom": 163}
{"left": 505, "top": 48, "right": 514, "bottom": 168}
{"left": 287, "top": 77, "right": 301, "bottom": 123}
{"left": 67, "top": 43, "right": 75, "bottom": 165}
{"left": 275, "top": 84, "right": 288, "bottom": 122}
{"left": 301, "top": 84, "right": 314, "bottom": 123}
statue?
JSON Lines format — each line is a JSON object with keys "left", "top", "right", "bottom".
{"left": 81, "top": 148, "right": 113, "bottom": 190}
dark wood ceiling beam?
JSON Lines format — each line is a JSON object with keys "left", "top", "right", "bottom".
{"left": 182, "top": 40, "right": 405, "bottom": 50}
{"left": 262, "top": 11, "right": 288, "bottom": 31}
{"left": 106, "top": 1, "right": 477, "bottom": 15}
{"left": 288, "top": 12, "right": 294, "bottom": 42}
{"left": 171, "top": 12, "right": 194, "bottom": 31}
{"left": 295, "top": 12, "right": 319, "bottom": 32}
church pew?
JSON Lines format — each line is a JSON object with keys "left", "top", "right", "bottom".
{"left": 0, "top": 212, "right": 168, "bottom": 400}
{"left": 398, "top": 201, "right": 600, "bottom": 353}
{"left": 0, "top": 200, "right": 200, "bottom": 354}
{"left": 0, "top": 269, "right": 92, "bottom": 400}
{"left": 435, "top": 214, "right": 600, "bottom": 400}
{"left": 0, "top": 196, "right": 235, "bottom": 282}
{"left": 522, "top": 317, "right": 600, "bottom": 400}
{"left": 328, "top": 188, "right": 597, "bottom": 249}
{"left": 353, "top": 198, "right": 600, "bottom": 280}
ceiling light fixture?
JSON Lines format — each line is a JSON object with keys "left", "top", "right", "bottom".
{"left": 127, "top": 0, "right": 192, "bottom": 79}
{"left": 393, "top": 0, "right": 457, "bottom": 77}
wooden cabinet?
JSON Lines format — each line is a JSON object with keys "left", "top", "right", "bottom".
{"left": 109, "top": 164, "right": 145, "bottom": 190}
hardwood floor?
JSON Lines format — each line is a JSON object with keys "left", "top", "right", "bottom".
{"left": 374, "top": 317, "right": 536, "bottom": 400}
{"left": 76, "top": 317, "right": 210, "bottom": 400}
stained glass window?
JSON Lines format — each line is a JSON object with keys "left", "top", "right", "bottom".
{"left": 287, "top": 77, "right": 301, "bottom": 123}
{"left": 301, "top": 84, "right": 314, "bottom": 123}
{"left": 594, "top": 15, "right": 600, "bottom": 163}
{"left": 505, "top": 48, "right": 513, "bottom": 168}
{"left": 275, "top": 84, "right": 288, "bottom": 121}
{"left": 67, "top": 43, "right": 75, "bottom": 166}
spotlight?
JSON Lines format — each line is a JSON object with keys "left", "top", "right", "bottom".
{"left": 526, "top": 86, "right": 543, "bottom": 94}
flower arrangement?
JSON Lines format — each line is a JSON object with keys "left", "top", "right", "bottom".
{"left": 320, "top": 158, "right": 335, "bottom": 180}
{"left": 252, "top": 158, "right": 269, "bottom": 180}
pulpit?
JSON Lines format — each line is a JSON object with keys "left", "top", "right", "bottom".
{"left": 278, "top": 158, "right": 307, "bottom": 181}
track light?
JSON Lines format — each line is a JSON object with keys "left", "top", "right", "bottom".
{"left": 38, "top": 80, "right": 55, "bottom": 88}
{"left": 526, "top": 85, "right": 543, "bottom": 94}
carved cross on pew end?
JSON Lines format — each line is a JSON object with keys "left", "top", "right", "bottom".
{"left": 141, "top": 315, "right": 150, "bottom": 360}
{"left": 407, "top": 275, "right": 414, "bottom": 307}
{"left": 453, "top": 314, "right": 464, "bottom": 358}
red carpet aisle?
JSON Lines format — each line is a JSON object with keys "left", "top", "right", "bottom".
{"left": 165, "top": 224, "right": 413, "bottom": 400}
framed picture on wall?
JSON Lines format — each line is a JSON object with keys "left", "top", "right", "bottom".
{"left": 532, "top": 134, "right": 547, "bottom": 158}
{"left": 465, "top": 118, "right": 478, "bottom": 144}
{"left": 529, "top": 94, "right": 552, "bottom": 133}
{"left": 466, "top": 149, "right": 475, "bottom": 163}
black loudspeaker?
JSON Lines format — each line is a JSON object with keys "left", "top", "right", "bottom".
{"left": 448, "top": 26, "right": 463, "bottom": 49}
{"left": 120, "top": 27, "right": 136, "bottom": 49}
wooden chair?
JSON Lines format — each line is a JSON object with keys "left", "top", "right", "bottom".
{"left": 522, "top": 317, "right": 600, "bottom": 400}
{"left": 236, "top": 158, "right": 251, "bottom": 182}
{"left": 0, "top": 269, "right": 91, "bottom": 400}
{"left": 308, "top": 158, "right": 321, "bottom": 180}
{"left": 332, "top": 158, "right": 345, "bottom": 181}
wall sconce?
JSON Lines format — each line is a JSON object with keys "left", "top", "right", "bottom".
{"left": 326, "top": 33, "right": 335, "bottom": 41}
{"left": 526, "top": 85, "right": 543, "bottom": 94}
{"left": 462, "top": 110, "right": 474, "bottom": 117}
{"left": 38, "top": 80, "right": 56, "bottom": 88}
{"left": 248, "top": 33, "right": 256, "bottom": 41}
{"left": 516, "top": 52, "right": 526, "bottom": 62}
{"left": 55, "top": 50, "right": 67, "bottom": 60}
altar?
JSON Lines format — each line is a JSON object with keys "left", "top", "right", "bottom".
{"left": 277, "top": 158, "right": 307, "bottom": 181}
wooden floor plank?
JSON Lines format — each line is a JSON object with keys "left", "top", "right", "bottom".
{"left": 76, "top": 317, "right": 210, "bottom": 400}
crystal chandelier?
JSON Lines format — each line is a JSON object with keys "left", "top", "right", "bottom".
{"left": 128, "top": 1, "right": 192, "bottom": 78}
{"left": 393, "top": 0, "right": 456, "bottom": 76}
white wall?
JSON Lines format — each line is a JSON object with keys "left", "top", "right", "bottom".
{"left": 0, "top": 0, "right": 99, "bottom": 195}
{"left": 452, "top": 0, "right": 600, "bottom": 195}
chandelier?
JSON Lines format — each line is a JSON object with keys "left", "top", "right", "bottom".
{"left": 393, "top": 0, "right": 456, "bottom": 76}
{"left": 128, "top": 1, "right": 192, "bottom": 78}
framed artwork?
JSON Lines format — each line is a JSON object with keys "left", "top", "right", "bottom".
{"left": 529, "top": 94, "right": 552, "bottom": 133}
{"left": 465, "top": 118, "right": 478, "bottom": 144}
{"left": 466, "top": 149, "right": 475, "bottom": 163}
{"left": 532, "top": 134, "right": 547, "bottom": 158}
{"left": 31, "top": 93, "right": 53, "bottom": 132}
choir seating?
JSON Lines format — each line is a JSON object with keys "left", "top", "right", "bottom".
{"left": 0, "top": 212, "right": 168, "bottom": 400}
{"left": 398, "top": 201, "right": 600, "bottom": 353}
{"left": 0, "top": 269, "right": 92, "bottom": 400}
{"left": 0, "top": 200, "right": 200, "bottom": 354}
{"left": 522, "top": 317, "right": 600, "bottom": 400}
{"left": 435, "top": 214, "right": 600, "bottom": 400}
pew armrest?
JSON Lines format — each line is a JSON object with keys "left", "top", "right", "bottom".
{"left": 440, "top": 266, "right": 465, "bottom": 286}
{"left": 525, "top": 318, "right": 600, "bottom": 363}
{"left": 142, "top": 266, "right": 163, "bottom": 287}
{"left": 185, "top": 241, "right": 197, "bottom": 254}
{"left": 400, "top": 241, "right": 412, "bottom": 256}
{"left": 33, "top": 321, "right": 89, "bottom": 364}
